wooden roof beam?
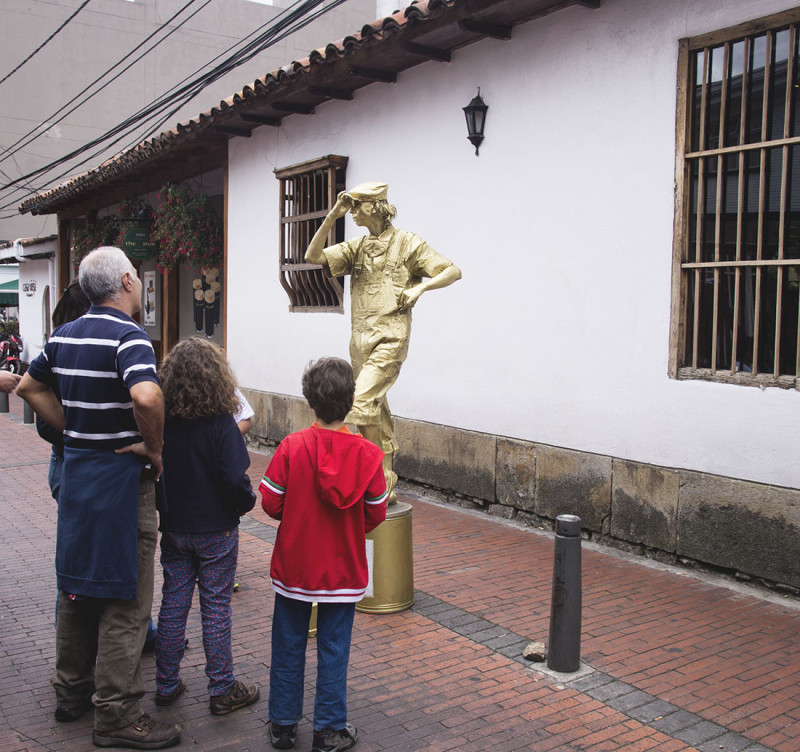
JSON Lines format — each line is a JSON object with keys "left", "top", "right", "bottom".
{"left": 241, "top": 113, "right": 282, "bottom": 126}
{"left": 213, "top": 125, "right": 252, "bottom": 138}
{"left": 348, "top": 66, "right": 397, "bottom": 83}
{"left": 272, "top": 102, "right": 315, "bottom": 114}
{"left": 404, "top": 42, "right": 451, "bottom": 62}
{"left": 309, "top": 86, "right": 354, "bottom": 100}
{"left": 458, "top": 19, "right": 512, "bottom": 39}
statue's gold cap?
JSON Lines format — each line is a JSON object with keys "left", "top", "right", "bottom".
{"left": 347, "top": 182, "right": 388, "bottom": 201}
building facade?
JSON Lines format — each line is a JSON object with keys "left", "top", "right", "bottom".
{"left": 20, "top": 0, "right": 800, "bottom": 590}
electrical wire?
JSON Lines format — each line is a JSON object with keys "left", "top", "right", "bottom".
{"left": 0, "top": 0, "right": 211, "bottom": 214}
{"left": 0, "top": 0, "right": 324, "bottom": 189}
{"left": 0, "top": 0, "right": 352, "bottom": 217}
{"left": 0, "top": 0, "right": 93, "bottom": 87}
{"left": 0, "top": 0, "right": 210, "bottom": 164}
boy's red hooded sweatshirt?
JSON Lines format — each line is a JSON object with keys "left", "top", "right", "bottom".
{"left": 260, "top": 424, "right": 388, "bottom": 603}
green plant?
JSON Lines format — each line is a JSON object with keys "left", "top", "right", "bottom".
{"left": 118, "top": 196, "right": 152, "bottom": 222}
{"left": 0, "top": 320, "right": 19, "bottom": 338}
{"left": 151, "top": 183, "right": 223, "bottom": 271}
{"left": 116, "top": 196, "right": 154, "bottom": 242}
{"left": 71, "top": 215, "right": 121, "bottom": 270}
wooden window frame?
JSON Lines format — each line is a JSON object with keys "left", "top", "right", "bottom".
{"left": 670, "top": 7, "right": 800, "bottom": 390}
{"left": 274, "top": 155, "right": 348, "bottom": 313}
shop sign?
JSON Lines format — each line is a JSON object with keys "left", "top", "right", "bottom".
{"left": 123, "top": 223, "right": 156, "bottom": 260}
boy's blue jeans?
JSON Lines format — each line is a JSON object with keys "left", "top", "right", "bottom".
{"left": 269, "top": 593, "right": 355, "bottom": 732}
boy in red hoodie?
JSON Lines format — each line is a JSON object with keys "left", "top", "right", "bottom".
{"left": 260, "top": 358, "right": 388, "bottom": 752}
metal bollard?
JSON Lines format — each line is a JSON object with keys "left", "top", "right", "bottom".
{"left": 0, "top": 391, "right": 8, "bottom": 413}
{"left": 547, "top": 514, "right": 582, "bottom": 673}
{"left": 23, "top": 400, "right": 34, "bottom": 424}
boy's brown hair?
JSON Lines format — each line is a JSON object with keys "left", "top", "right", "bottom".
{"left": 302, "top": 357, "right": 355, "bottom": 424}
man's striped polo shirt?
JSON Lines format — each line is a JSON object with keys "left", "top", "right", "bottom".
{"left": 27, "top": 305, "right": 159, "bottom": 450}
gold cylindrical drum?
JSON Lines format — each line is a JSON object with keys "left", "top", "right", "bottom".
{"left": 308, "top": 602, "right": 318, "bottom": 637}
{"left": 357, "top": 501, "right": 414, "bottom": 614}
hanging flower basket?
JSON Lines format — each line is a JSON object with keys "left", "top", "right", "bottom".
{"left": 151, "top": 183, "right": 223, "bottom": 272}
{"left": 71, "top": 215, "right": 121, "bottom": 270}
{"left": 118, "top": 197, "right": 156, "bottom": 260}
{"left": 117, "top": 196, "right": 154, "bottom": 227}
{"left": 71, "top": 197, "right": 155, "bottom": 270}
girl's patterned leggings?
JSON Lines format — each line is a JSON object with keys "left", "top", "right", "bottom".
{"left": 156, "top": 528, "right": 238, "bottom": 696}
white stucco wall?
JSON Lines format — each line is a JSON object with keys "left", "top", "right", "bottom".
{"left": 226, "top": 0, "right": 800, "bottom": 490}
{"left": 16, "top": 256, "right": 55, "bottom": 363}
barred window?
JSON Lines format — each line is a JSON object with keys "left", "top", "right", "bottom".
{"left": 671, "top": 9, "right": 800, "bottom": 389}
{"left": 274, "top": 155, "right": 348, "bottom": 312}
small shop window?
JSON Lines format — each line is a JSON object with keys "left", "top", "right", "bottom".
{"left": 274, "top": 155, "right": 348, "bottom": 312}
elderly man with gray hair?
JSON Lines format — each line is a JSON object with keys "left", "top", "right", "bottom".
{"left": 17, "top": 247, "right": 180, "bottom": 749}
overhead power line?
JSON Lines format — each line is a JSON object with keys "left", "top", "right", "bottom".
{"left": 0, "top": 0, "right": 212, "bottom": 216}
{"left": 0, "top": 0, "right": 351, "bottom": 218}
{"left": 0, "top": 0, "right": 210, "bottom": 165}
{"left": 0, "top": 0, "right": 93, "bottom": 87}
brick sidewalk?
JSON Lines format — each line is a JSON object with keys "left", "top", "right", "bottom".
{"left": 1, "top": 394, "right": 799, "bottom": 751}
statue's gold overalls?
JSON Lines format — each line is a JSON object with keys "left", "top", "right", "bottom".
{"left": 323, "top": 227, "right": 454, "bottom": 502}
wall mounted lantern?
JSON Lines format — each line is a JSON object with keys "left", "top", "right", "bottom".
{"left": 463, "top": 88, "right": 488, "bottom": 156}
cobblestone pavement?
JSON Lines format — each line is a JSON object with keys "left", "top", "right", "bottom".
{"left": 2, "top": 391, "right": 800, "bottom": 751}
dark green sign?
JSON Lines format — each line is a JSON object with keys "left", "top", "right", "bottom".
{"left": 123, "top": 223, "right": 156, "bottom": 260}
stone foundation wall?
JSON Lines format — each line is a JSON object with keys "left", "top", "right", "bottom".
{"left": 241, "top": 388, "right": 800, "bottom": 592}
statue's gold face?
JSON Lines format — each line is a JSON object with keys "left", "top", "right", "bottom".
{"left": 350, "top": 200, "right": 373, "bottom": 227}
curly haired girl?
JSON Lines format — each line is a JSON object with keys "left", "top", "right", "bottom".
{"left": 154, "top": 337, "right": 259, "bottom": 716}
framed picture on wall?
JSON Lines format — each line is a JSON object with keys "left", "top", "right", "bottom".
{"left": 144, "top": 270, "right": 156, "bottom": 327}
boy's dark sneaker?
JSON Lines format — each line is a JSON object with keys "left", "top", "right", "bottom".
{"left": 311, "top": 723, "right": 358, "bottom": 752}
{"left": 54, "top": 696, "right": 92, "bottom": 722}
{"left": 154, "top": 678, "right": 186, "bottom": 707}
{"left": 92, "top": 713, "right": 180, "bottom": 749}
{"left": 270, "top": 722, "right": 297, "bottom": 749}
{"left": 209, "top": 680, "right": 260, "bottom": 715}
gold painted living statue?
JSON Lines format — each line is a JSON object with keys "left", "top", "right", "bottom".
{"left": 305, "top": 182, "right": 461, "bottom": 504}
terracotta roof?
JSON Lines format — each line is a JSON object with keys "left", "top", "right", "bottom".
{"left": 20, "top": 0, "right": 600, "bottom": 216}
{"left": 15, "top": 235, "right": 58, "bottom": 247}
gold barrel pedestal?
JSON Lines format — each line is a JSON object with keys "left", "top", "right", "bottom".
{"left": 308, "top": 602, "right": 318, "bottom": 637}
{"left": 357, "top": 501, "right": 414, "bottom": 614}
